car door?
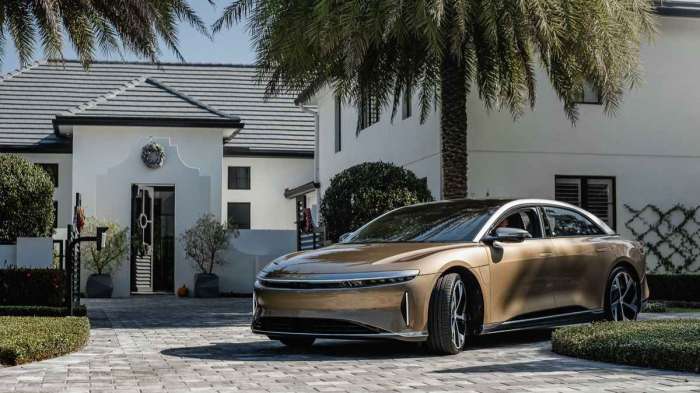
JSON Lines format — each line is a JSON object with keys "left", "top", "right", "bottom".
{"left": 486, "top": 207, "right": 557, "bottom": 323}
{"left": 541, "top": 205, "right": 611, "bottom": 311}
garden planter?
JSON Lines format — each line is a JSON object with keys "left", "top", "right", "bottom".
{"left": 86, "top": 274, "right": 113, "bottom": 298}
{"left": 194, "top": 273, "right": 219, "bottom": 298}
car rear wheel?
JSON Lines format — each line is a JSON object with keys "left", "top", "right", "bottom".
{"left": 605, "top": 266, "right": 640, "bottom": 321}
{"left": 427, "top": 273, "right": 468, "bottom": 355}
{"left": 277, "top": 336, "right": 316, "bottom": 348}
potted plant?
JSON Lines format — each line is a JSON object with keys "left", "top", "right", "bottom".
{"left": 180, "top": 214, "right": 238, "bottom": 298}
{"left": 83, "top": 218, "right": 128, "bottom": 298}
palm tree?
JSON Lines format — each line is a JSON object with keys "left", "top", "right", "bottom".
{"left": 1, "top": 0, "right": 209, "bottom": 68}
{"left": 215, "top": 0, "right": 655, "bottom": 199}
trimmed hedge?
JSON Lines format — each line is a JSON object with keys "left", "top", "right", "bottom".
{"left": 0, "top": 305, "right": 86, "bottom": 317}
{"left": 0, "top": 316, "right": 90, "bottom": 365}
{"left": 648, "top": 274, "right": 700, "bottom": 302}
{"left": 0, "top": 268, "right": 66, "bottom": 307}
{"left": 320, "top": 162, "right": 433, "bottom": 242}
{"left": 0, "top": 154, "right": 55, "bottom": 243}
{"left": 552, "top": 320, "right": 700, "bottom": 373}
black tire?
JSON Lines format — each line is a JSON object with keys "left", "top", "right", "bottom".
{"left": 278, "top": 336, "right": 315, "bottom": 348}
{"left": 604, "top": 266, "right": 641, "bottom": 321}
{"left": 426, "top": 273, "right": 469, "bottom": 355}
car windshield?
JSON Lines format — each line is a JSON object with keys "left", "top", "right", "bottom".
{"left": 342, "top": 200, "right": 507, "bottom": 244}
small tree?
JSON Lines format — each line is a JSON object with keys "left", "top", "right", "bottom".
{"left": 180, "top": 214, "right": 238, "bottom": 275}
{"left": 0, "top": 154, "right": 55, "bottom": 243}
{"left": 82, "top": 218, "right": 128, "bottom": 275}
{"left": 321, "top": 162, "right": 433, "bottom": 242}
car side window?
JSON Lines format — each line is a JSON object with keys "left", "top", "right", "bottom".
{"left": 492, "top": 208, "right": 543, "bottom": 239}
{"left": 542, "top": 206, "right": 604, "bottom": 237}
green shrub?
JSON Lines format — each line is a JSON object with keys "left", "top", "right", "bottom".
{"left": 648, "top": 274, "right": 700, "bottom": 302}
{"left": 0, "top": 268, "right": 66, "bottom": 306}
{"left": 320, "top": 162, "right": 433, "bottom": 242}
{"left": 552, "top": 320, "right": 700, "bottom": 373}
{"left": 0, "top": 154, "right": 55, "bottom": 243}
{"left": 0, "top": 316, "right": 90, "bottom": 365}
{"left": 0, "top": 305, "right": 86, "bottom": 317}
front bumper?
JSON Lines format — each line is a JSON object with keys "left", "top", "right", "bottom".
{"left": 252, "top": 273, "right": 436, "bottom": 342}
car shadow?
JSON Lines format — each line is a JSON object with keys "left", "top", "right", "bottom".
{"left": 161, "top": 329, "right": 554, "bottom": 362}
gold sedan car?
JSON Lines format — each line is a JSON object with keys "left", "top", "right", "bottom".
{"left": 253, "top": 199, "right": 649, "bottom": 354}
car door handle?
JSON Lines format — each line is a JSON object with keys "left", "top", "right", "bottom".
{"left": 595, "top": 247, "right": 611, "bottom": 252}
{"left": 539, "top": 252, "right": 553, "bottom": 257}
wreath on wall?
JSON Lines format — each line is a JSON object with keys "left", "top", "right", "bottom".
{"left": 141, "top": 142, "right": 165, "bottom": 169}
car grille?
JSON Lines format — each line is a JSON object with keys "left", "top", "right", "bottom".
{"left": 253, "top": 317, "right": 382, "bottom": 335}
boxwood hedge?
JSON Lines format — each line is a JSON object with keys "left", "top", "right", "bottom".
{"left": 0, "top": 316, "right": 90, "bottom": 365}
{"left": 0, "top": 305, "right": 86, "bottom": 317}
{"left": 320, "top": 162, "right": 433, "bottom": 242}
{"left": 552, "top": 320, "right": 700, "bottom": 373}
{"left": 0, "top": 268, "right": 66, "bottom": 307}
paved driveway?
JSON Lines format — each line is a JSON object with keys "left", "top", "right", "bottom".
{"left": 1, "top": 297, "right": 698, "bottom": 393}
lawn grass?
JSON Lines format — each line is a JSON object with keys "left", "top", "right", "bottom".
{"left": 552, "top": 320, "right": 700, "bottom": 373}
{"left": 0, "top": 316, "right": 90, "bottom": 366}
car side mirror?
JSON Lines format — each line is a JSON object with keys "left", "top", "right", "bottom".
{"left": 483, "top": 227, "right": 532, "bottom": 244}
{"left": 339, "top": 232, "right": 353, "bottom": 242}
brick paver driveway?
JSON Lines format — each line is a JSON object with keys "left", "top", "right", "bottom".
{"left": 1, "top": 297, "right": 698, "bottom": 393}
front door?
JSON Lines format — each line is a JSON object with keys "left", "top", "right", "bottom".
{"left": 131, "top": 185, "right": 175, "bottom": 293}
{"left": 486, "top": 207, "right": 557, "bottom": 322}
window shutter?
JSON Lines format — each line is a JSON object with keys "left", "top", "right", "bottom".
{"left": 555, "top": 177, "right": 581, "bottom": 206}
{"left": 555, "top": 176, "right": 615, "bottom": 229}
{"left": 584, "top": 178, "right": 614, "bottom": 228}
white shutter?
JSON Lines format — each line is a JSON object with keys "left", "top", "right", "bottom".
{"left": 555, "top": 177, "right": 582, "bottom": 206}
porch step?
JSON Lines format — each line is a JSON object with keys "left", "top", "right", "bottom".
{"left": 135, "top": 256, "right": 152, "bottom": 290}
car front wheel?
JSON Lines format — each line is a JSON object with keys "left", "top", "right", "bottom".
{"left": 427, "top": 273, "right": 468, "bottom": 355}
{"left": 605, "top": 266, "right": 641, "bottom": 321}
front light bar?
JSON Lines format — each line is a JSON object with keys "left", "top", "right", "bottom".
{"left": 257, "top": 270, "right": 419, "bottom": 290}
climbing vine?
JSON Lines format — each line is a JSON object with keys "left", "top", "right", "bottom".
{"left": 624, "top": 204, "right": 700, "bottom": 273}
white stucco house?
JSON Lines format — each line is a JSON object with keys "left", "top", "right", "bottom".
{"left": 301, "top": 4, "right": 700, "bottom": 272}
{"left": 0, "top": 60, "right": 319, "bottom": 296}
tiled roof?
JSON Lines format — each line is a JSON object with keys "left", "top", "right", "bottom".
{"left": 0, "top": 60, "right": 314, "bottom": 153}
{"left": 59, "top": 77, "right": 239, "bottom": 121}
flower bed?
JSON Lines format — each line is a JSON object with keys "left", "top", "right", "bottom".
{"left": 552, "top": 320, "right": 700, "bottom": 373}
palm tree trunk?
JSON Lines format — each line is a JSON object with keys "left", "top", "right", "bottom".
{"left": 440, "top": 51, "right": 468, "bottom": 200}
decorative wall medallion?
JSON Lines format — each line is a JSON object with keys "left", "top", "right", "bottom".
{"left": 141, "top": 142, "right": 165, "bottom": 169}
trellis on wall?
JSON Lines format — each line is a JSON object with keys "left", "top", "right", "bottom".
{"left": 624, "top": 204, "right": 700, "bottom": 273}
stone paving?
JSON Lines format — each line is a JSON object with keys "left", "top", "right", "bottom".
{"left": 0, "top": 296, "right": 698, "bottom": 393}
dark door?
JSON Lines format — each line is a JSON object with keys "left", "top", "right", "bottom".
{"left": 131, "top": 185, "right": 175, "bottom": 293}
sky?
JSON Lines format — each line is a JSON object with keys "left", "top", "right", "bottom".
{"left": 0, "top": 1, "right": 256, "bottom": 73}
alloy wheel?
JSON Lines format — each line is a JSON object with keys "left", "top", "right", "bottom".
{"left": 450, "top": 280, "right": 468, "bottom": 348}
{"left": 609, "top": 270, "right": 639, "bottom": 321}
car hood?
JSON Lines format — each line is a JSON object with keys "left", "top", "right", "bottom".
{"left": 260, "top": 242, "right": 478, "bottom": 277}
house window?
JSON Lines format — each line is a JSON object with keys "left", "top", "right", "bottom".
{"left": 402, "top": 90, "right": 412, "bottom": 119}
{"left": 576, "top": 81, "right": 602, "bottom": 105}
{"left": 227, "top": 167, "right": 250, "bottom": 190}
{"left": 335, "top": 96, "right": 342, "bottom": 152}
{"left": 227, "top": 202, "right": 251, "bottom": 229}
{"left": 358, "top": 94, "right": 380, "bottom": 131}
{"left": 37, "top": 163, "right": 58, "bottom": 187}
{"left": 53, "top": 201, "right": 58, "bottom": 228}
{"left": 555, "top": 176, "right": 616, "bottom": 229}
